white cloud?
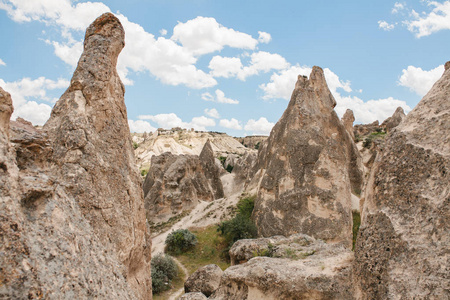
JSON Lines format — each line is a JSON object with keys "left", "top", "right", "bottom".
{"left": 0, "top": 76, "right": 69, "bottom": 125}
{"left": 244, "top": 117, "right": 274, "bottom": 135}
{"left": 209, "top": 51, "right": 289, "bottom": 81}
{"left": 201, "top": 89, "right": 239, "bottom": 104}
{"left": 209, "top": 56, "right": 243, "bottom": 78}
{"left": 258, "top": 31, "right": 272, "bottom": 43}
{"left": 204, "top": 108, "right": 220, "bottom": 118}
{"left": 160, "top": 28, "right": 167, "bottom": 36}
{"left": 128, "top": 119, "right": 156, "bottom": 133}
{"left": 398, "top": 64, "right": 445, "bottom": 96}
{"left": 219, "top": 118, "right": 242, "bottom": 130}
{"left": 11, "top": 101, "right": 52, "bottom": 126}
{"left": 335, "top": 96, "right": 411, "bottom": 124}
{"left": 49, "top": 40, "right": 83, "bottom": 67}
{"left": 171, "top": 16, "right": 258, "bottom": 56}
{"left": 0, "top": 58, "right": 5, "bottom": 66}
{"left": 405, "top": 1, "right": 450, "bottom": 37}
{"left": 392, "top": 2, "right": 405, "bottom": 14}
{"left": 378, "top": 20, "right": 395, "bottom": 31}
{"left": 259, "top": 65, "right": 312, "bottom": 100}
{"left": 138, "top": 113, "right": 215, "bottom": 131}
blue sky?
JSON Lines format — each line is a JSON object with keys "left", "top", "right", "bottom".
{"left": 0, "top": 0, "right": 448, "bottom": 136}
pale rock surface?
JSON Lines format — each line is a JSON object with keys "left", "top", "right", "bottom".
{"left": 199, "top": 140, "right": 224, "bottom": 199}
{"left": 341, "top": 109, "right": 355, "bottom": 140}
{"left": 211, "top": 234, "right": 354, "bottom": 299}
{"left": 236, "top": 135, "right": 268, "bottom": 149}
{"left": 184, "top": 264, "right": 223, "bottom": 297}
{"left": 0, "top": 91, "right": 136, "bottom": 298}
{"left": 43, "top": 13, "right": 151, "bottom": 299}
{"left": 381, "top": 106, "right": 406, "bottom": 132}
{"left": 353, "top": 120, "right": 379, "bottom": 138}
{"left": 180, "top": 292, "right": 208, "bottom": 300}
{"left": 251, "top": 67, "right": 363, "bottom": 247}
{"left": 354, "top": 62, "right": 450, "bottom": 299}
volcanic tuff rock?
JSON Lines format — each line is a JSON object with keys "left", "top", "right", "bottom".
{"left": 341, "top": 109, "right": 355, "bottom": 140}
{"left": 353, "top": 120, "right": 380, "bottom": 137}
{"left": 143, "top": 142, "right": 224, "bottom": 223}
{"left": 210, "top": 234, "right": 353, "bottom": 300}
{"left": 0, "top": 97, "right": 136, "bottom": 298}
{"left": 353, "top": 62, "right": 450, "bottom": 299}
{"left": 43, "top": 13, "right": 151, "bottom": 298}
{"left": 236, "top": 135, "right": 268, "bottom": 149}
{"left": 180, "top": 292, "right": 208, "bottom": 300}
{"left": 251, "top": 67, "right": 363, "bottom": 247}
{"left": 199, "top": 140, "right": 224, "bottom": 199}
{"left": 184, "top": 264, "right": 223, "bottom": 297}
{"left": 380, "top": 106, "right": 406, "bottom": 132}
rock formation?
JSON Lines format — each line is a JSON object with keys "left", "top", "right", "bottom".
{"left": 236, "top": 135, "right": 268, "bottom": 149}
{"left": 353, "top": 62, "right": 450, "bottom": 299}
{"left": 184, "top": 264, "right": 223, "bottom": 297}
{"left": 143, "top": 141, "right": 224, "bottom": 223}
{"left": 210, "top": 234, "right": 354, "bottom": 299}
{"left": 354, "top": 120, "right": 379, "bottom": 137}
{"left": 380, "top": 106, "right": 406, "bottom": 132}
{"left": 0, "top": 13, "right": 152, "bottom": 299}
{"left": 251, "top": 67, "right": 363, "bottom": 247}
{"left": 199, "top": 140, "right": 224, "bottom": 199}
{"left": 341, "top": 109, "right": 355, "bottom": 140}
{"left": 180, "top": 293, "right": 208, "bottom": 300}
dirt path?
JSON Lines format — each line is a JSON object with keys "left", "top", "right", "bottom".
{"left": 167, "top": 257, "right": 189, "bottom": 300}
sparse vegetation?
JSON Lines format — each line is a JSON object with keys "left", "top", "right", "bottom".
{"left": 149, "top": 210, "right": 191, "bottom": 235}
{"left": 132, "top": 141, "right": 139, "bottom": 149}
{"left": 217, "top": 195, "right": 257, "bottom": 260}
{"left": 140, "top": 168, "right": 148, "bottom": 177}
{"left": 255, "top": 142, "right": 261, "bottom": 150}
{"left": 352, "top": 210, "right": 361, "bottom": 251}
{"left": 174, "top": 225, "right": 230, "bottom": 275}
{"left": 165, "top": 229, "right": 198, "bottom": 255}
{"left": 151, "top": 253, "right": 179, "bottom": 295}
{"left": 362, "top": 131, "right": 386, "bottom": 149}
{"left": 218, "top": 156, "right": 227, "bottom": 167}
{"left": 225, "top": 164, "right": 233, "bottom": 173}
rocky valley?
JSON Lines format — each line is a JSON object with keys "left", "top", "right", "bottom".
{"left": 1, "top": 12, "right": 448, "bottom": 300}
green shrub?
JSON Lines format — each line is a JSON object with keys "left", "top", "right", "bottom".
{"left": 362, "top": 137, "right": 372, "bottom": 148}
{"left": 132, "top": 141, "right": 139, "bottom": 149}
{"left": 236, "top": 195, "right": 255, "bottom": 219}
{"left": 225, "top": 164, "right": 233, "bottom": 173}
{"left": 151, "top": 253, "right": 178, "bottom": 294}
{"left": 255, "top": 142, "right": 261, "bottom": 150}
{"left": 218, "top": 156, "right": 227, "bottom": 167}
{"left": 218, "top": 214, "right": 257, "bottom": 243}
{"left": 140, "top": 169, "right": 148, "bottom": 177}
{"left": 165, "top": 229, "right": 198, "bottom": 255}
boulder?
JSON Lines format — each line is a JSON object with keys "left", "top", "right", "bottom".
{"left": 380, "top": 106, "right": 406, "bottom": 132}
{"left": 251, "top": 67, "right": 363, "bottom": 247}
{"left": 211, "top": 234, "right": 354, "bottom": 299}
{"left": 353, "top": 62, "right": 450, "bottom": 299}
{"left": 341, "top": 109, "right": 355, "bottom": 140}
{"left": 184, "top": 264, "right": 223, "bottom": 297}
{"left": 180, "top": 292, "right": 208, "bottom": 300}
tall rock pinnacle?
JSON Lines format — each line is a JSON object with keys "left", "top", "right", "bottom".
{"left": 252, "top": 66, "right": 363, "bottom": 247}
{"left": 44, "top": 13, "right": 151, "bottom": 299}
{"left": 353, "top": 62, "right": 450, "bottom": 299}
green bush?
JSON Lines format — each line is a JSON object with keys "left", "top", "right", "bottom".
{"left": 236, "top": 195, "right": 255, "bottom": 219}
{"left": 132, "top": 141, "right": 139, "bottom": 149}
{"left": 225, "top": 164, "right": 233, "bottom": 173}
{"left": 151, "top": 253, "right": 178, "bottom": 294}
{"left": 255, "top": 142, "right": 261, "bottom": 150}
{"left": 218, "top": 214, "right": 257, "bottom": 243}
{"left": 362, "top": 137, "right": 373, "bottom": 148}
{"left": 165, "top": 229, "right": 198, "bottom": 255}
{"left": 218, "top": 156, "right": 227, "bottom": 167}
{"left": 352, "top": 210, "right": 361, "bottom": 251}
{"left": 140, "top": 169, "right": 148, "bottom": 177}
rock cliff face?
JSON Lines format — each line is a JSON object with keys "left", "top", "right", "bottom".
{"left": 380, "top": 106, "right": 406, "bottom": 132}
{"left": 199, "top": 140, "right": 224, "bottom": 199}
{"left": 143, "top": 141, "right": 224, "bottom": 223}
{"left": 353, "top": 62, "right": 450, "bottom": 299}
{"left": 251, "top": 67, "right": 363, "bottom": 247}
{"left": 0, "top": 13, "right": 151, "bottom": 299}
{"left": 341, "top": 109, "right": 355, "bottom": 140}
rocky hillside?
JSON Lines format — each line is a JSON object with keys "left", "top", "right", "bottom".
{"left": 132, "top": 129, "right": 248, "bottom": 171}
{"left": 0, "top": 13, "right": 151, "bottom": 299}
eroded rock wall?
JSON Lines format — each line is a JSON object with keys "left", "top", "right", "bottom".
{"left": 353, "top": 62, "right": 450, "bottom": 299}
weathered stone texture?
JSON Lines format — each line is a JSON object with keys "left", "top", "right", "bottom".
{"left": 211, "top": 234, "right": 354, "bottom": 300}
{"left": 199, "top": 140, "right": 224, "bottom": 199}
{"left": 341, "top": 109, "right": 355, "bottom": 140}
{"left": 184, "top": 264, "right": 223, "bottom": 297}
{"left": 251, "top": 67, "right": 363, "bottom": 247}
{"left": 354, "top": 62, "right": 450, "bottom": 299}
{"left": 381, "top": 106, "right": 406, "bottom": 132}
